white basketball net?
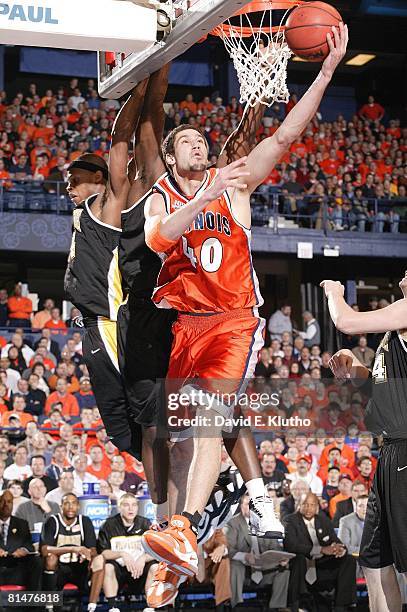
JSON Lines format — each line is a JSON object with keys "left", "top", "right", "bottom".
{"left": 214, "top": 7, "right": 293, "bottom": 107}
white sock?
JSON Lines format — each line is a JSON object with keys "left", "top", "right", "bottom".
{"left": 87, "top": 605, "right": 97, "bottom": 612}
{"left": 154, "top": 500, "right": 169, "bottom": 521}
{"left": 246, "top": 478, "right": 265, "bottom": 500}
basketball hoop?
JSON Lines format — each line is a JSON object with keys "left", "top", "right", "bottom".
{"left": 210, "top": 0, "right": 304, "bottom": 107}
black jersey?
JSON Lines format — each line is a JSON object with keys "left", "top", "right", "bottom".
{"left": 40, "top": 513, "right": 96, "bottom": 563}
{"left": 64, "top": 194, "right": 123, "bottom": 321}
{"left": 364, "top": 331, "right": 407, "bottom": 437}
{"left": 119, "top": 192, "right": 162, "bottom": 299}
{"left": 97, "top": 513, "right": 150, "bottom": 557}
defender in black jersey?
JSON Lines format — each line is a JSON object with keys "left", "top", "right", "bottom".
{"left": 41, "top": 493, "right": 97, "bottom": 593}
{"left": 64, "top": 81, "right": 148, "bottom": 459}
{"left": 322, "top": 273, "right": 407, "bottom": 612}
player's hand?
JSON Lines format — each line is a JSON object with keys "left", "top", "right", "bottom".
{"left": 11, "top": 548, "right": 28, "bottom": 558}
{"left": 123, "top": 552, "right": 144, "bottom": 579}
{"left": 321, "top": 21, "right": 348, "bottom": 80}
{"left": 210, "top": 545, "right": 226, "bottom": 564}
{"left": 329, "top": 349, "right": 354, "bottom": 381}
{"left": 321, "top": 544, "right": 336, "bottom": 556}
{"left": 333, "top": 543, "right": 346, "bottom": 558}
{"left": 206, "top": 157, "right": 250, "bottom": 200}
{"left": 77, "top": 546, "right": 92, "bottom": 562}
{"left": 320, "top": 280, "right": 345, "bottom": 298}
{"left": 0, "top": 549, "right": 8, "bottom": 557}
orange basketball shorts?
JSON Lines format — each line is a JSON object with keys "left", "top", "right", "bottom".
{"left": 166, "top": 308, "right": 265, "bottom": 440}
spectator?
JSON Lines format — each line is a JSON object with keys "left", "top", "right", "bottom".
{"left": 354, "top": 457, "right": 374, "bottom": 491}
{"left": 280, "top": 480, "right": 310, "bottom": 521}
{"left": 45, "top": 377, "right": 80, "bottom": 419}
{"left": 287, "top": 454, "right": 323, "bottom": 497}
{"left": 41, "top": 493, "right": 97, "bottom": 594}
{"left": 328, "top": 474, "right": 353, "bottom": 519}
{"left": 86, "top": 445, "right": 111, "bottom": 481}
{"left": 44, "top": 307, "right": 67, "bottom": 331}
{"left": 2, "top": 332, "right": 34, "bottom": 364}
{"left": 332, "top": 480, "right": 367, "bottom": 528}
{"left": 45, "top": 442, "right": 70, "bottom": 480}
{"left": 268, "top": 304, "right": 293, "bottom": 342}
{"left": 71, "top": 453, "right": 98, "bottom": 496}
{"left": 260, "top": 453, "right": 286, "bottom": 493}
{"left": 226, "top": 494, "right": 289, "bottom": 609}
{"left": 319, "top": 428, "right": 355, "bottom": 468}
{"left": 283, "top": 492, "right": 357, "bottom": 610}
{"left": 16, "top": 478, "right": 59, "bottom": 536}
{"left": 31, "top": 298, "right": 55, "bottom": 329}
{"left": 0, "top": 490, "right": 41, "bottom": 589}
{"left": 25, "top": 372, "right": 46, "bottom": 416}
{"left": 4, "top": 445, "right": 32, "bottom": 480}
{"left": 7, "top": 283, "right": 32, "bottom": 328}
{"left": 74, "top": 376, "right": 96, "bottom": 409}
{"left": 359, "top": 95, "right": 385, "bottom": 122}
{"left": 7, "top": 479, "right": 25, "bottom": 513}
{"left": 197, "top": 529, "right": 231, "bottom": 609}
{"left": 338, "top": 495, "right": 369, "bottom": 559}
{"left": 296, "top": 311, "right": 321, "bottom": 348}
{"left": 1, "top": 394, "right": 33, "bottom": 427}
{"left": 22, "top": 455, "right": 57, "bottom": 495}
{"left": 97, "top": 493, "right": 157, "bottom": 611}
{"left": 0, "top": 356, "right": 21, "bottom": 392}
{"left": 351, "top": 335, "right": 375, "bottom": 368}
{"left": 45, "top": 471, "right": 75, "bottom": 506}
{"left": 110, "top": 455, "right": 144, "bottom": 494}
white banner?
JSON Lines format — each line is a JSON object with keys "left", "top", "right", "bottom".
{"left": 0, "top": 0, "right": 157, "bottom": 52}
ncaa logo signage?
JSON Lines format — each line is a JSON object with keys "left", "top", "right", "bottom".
{"left": 0, "top": 4, "right": 58, "bottom": 23}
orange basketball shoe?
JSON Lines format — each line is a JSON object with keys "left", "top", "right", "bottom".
{"left": 146, "top": 562, "right": 187, "bottom": 608}
{"left": 142, "top": 514, "right": 198, "bottom": 576}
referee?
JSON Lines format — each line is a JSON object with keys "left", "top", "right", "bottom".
{"left": 322, "top": 273, "right": 407, "bottom": 612}
{"left": 97, "top": 493, "right": 157, "bottom": 612}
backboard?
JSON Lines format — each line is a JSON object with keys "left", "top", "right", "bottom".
{"left": 98, "top": 0, "right": 252, "bottom": 99}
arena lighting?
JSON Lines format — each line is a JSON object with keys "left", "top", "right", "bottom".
{"left": 346, "top": 54, "right": 376, "bottom": 66}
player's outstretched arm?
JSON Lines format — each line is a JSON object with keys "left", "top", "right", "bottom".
{"left": 102, "top": 79, "right": 148, "bottom": 226}
{"left": 321, "top": 278, "right": 407, "bottom": 334}
{"left": 127, "top": 64, "right": 170, "bottom": 205}
{"left": 144, "top": 158, "right": 250, "bottom": 251}
{"left": 244, "top": 23, "right": 348, "bottom": 193}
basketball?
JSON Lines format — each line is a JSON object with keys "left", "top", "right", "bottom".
{"left": 285, "top": 1, "right": 342, "bottom": 62}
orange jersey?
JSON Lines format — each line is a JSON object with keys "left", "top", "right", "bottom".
{"left": 152, "top": 169, "right": 263, "bottom": 313}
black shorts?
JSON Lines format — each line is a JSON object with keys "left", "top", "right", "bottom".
{"left": 108, "top": 559, "right": 155, "bottom": 593}
{"left": 82, "top": 318, "right": 142, "bottom": 458}
{"left": 117, "top": 298, "right": 176, "bottom": 428}
{"left": 57, "top": 562, "right": 89, "bottom": 592}
{"left": 359, "top": 438, "right": 407, "bottom": 572}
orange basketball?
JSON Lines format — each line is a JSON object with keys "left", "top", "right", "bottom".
{"left": 285, "top": 1, "right": 342, "bottom": 62}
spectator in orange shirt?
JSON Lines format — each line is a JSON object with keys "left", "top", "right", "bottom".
{"left": 328, "top": 474, "right": 353, "bottom": 518}
{"left": 7, "top": 283, "right": 32, "bottom": 328}
{"left": 86, "top": 445, "right": 111, "bottom": 481}
{"left": 317, "top": 448, "right": 354, "bottom": 484}
{"left": 29, "top": 349, "right": 55, "bottom": 373}
{"left": 1, "top": 394, "right": 34, "bottom": 428}
{"left": 319, "top": 428, "right": 355, "bottom": 468}
{"left": 198, "top": 96, "right": 214, "bottom": 114}
{"left": 44, "top": 307, "right": 67, "bottom": 331}
{"left": 32, "top": 154, "right": 50, "bottom": 181}
{"left": 358, "top": 95, "right": 384, "bottom": 122}
{"left": 354, "top": 457, "right": 374, "bottom": 491}
{"left": 320, "top": 149, "right": 340, "bottom": 176}
{"left": 44, "top": 378, "right": 79, "bottom": 420}
{"left": 32, "top": 298, "right": 54, "bottom": 330}
{"left": 180, "top": 93, "right": 197, "bottom": 115}
{"left": 41, "top": 406, "right": 66, "bottom": 442}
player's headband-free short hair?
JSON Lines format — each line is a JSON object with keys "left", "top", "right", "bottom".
{"left": 68, "top": 159, "right": 109, "bottom": 180}
{"left": 162, "top": 124, "right": 209, "bottom": 159}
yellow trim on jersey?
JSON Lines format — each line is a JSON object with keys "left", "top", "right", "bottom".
{"left": 107, "top": 247, "right": 123, "bottom": 321}
{"left": 97, "top": 317, "right": 120, "bottom": 372}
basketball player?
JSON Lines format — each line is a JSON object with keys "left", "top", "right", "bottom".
{"left": 322, "top": 272, "right": 407, "bottom": 612}
{"left": 142, "top": 23, "right": 348, "bottom": 578}
{"left": 64, "top": 81, "right": 148, "bottom": 461}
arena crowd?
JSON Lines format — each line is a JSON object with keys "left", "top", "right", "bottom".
{"left": 0, "top": 80, "right": 406, "bottom": 231}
